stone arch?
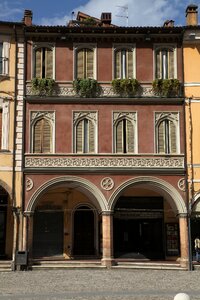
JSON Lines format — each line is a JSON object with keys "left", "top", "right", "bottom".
{"left": 0, "top": 179, "right": 12, "bottom": 200}
{"left": 25, "top": 176, "right": 108, "bottom": 213}
{"left": 108, "top": 176, "right": 187, "bottom": 214}
{"left": 192, "top": 191, "right": 200, "bottom": 213}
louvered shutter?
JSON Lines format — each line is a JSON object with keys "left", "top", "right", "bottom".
{"left": 86, "top": 49, "right": 94, "bottom": 78}
{"left": 115, "top": 50, "right": 121, "bottom": 78}
{"left": 0, "top": 109, "right": 2, "bottom": 150}
{"left": 170, "top": 120, "right": 177, "bottom": 153}
{"left": 88, "top": 119, "right": 95, "bottom": 152}
{"left": 35, "top": 48, "right": 42, "bottom": 78}
{"left": 126, "top": 119, "right": 134, "bottom": 153}
{"left": 45, "top": 48, "right": 53, "bottom": 78}
{"left": 127, "top": 50, "right": 133, "bottom": 78}
{"left": 77, "top": 49, "right": 84, "bottom": 78}
{"left": 158, "top": 121, "right": 165, "bottom": 153}
{"left": 42, "top": 119, "right": 51, "bottom": 153}
{"left": 116, "top": 120, "right": 123, "bottom": 153}
{"left": 0, "top": 44, "right": 2, "bottom": 75}
{"left": 156, "top": 50, "right": 161, "bottom": 79}
{"left": 76, "top": 120, "right": 83, "bottom": 153}
{"left": 33, "top": 119, "right": 42, "bottom": 153}
{"left": 168, "top": 49, "right": 174, "bottom": 79}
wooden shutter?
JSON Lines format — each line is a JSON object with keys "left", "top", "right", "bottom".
{"left": 33, "top": 118, "right": 52, "bottom": 153}
{"left": 77, "top": 49, "right": 84, "bottom": 78}
{"left": 0, "top": 109, "right": 2, "bottom": 150}
{"left": 45, "top": 48, "right": 53, "bottom": 78}
{"left": 115, "top": 50, "right": 121, "bottom": 78}
{"left": 168, "top": 49, "right": 174, "bottom": 79}
{"left": 42, "top": 119, "right": 51, "bottom": 153}
{"left": 126, "top": 119, "right": 134, "bottom": 153}
{"left": 169, "top": 120, "right": 177, "bottom": 153}
{"left": 88, "top": 119, "right": 95, "bottom": 153}
{"left": 35, "top": 48, "right": 42, "bottom": 78}
{"left": 158, "top": 121, "right": 165, "bottom": 153}
{"left": 127, "top": 49, "right": 133, "bottom": 78}
{"left": 155, "top": 49, "right": 161, "bottom": 79}
{"left": 86, "top": 49, "right": 94, "bottom": 79}
{"left": 76, "top": 120, "right": 83, "bottom": 153}
{"left": 0, "top": 43, "right": 2, "bottom": 75}
{"left": 116, "top": 120, "right": 123, "bottom": 153}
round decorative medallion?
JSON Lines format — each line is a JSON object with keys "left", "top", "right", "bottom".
{"left": 26, "top": 177, "right": 34, "bottom": 191}
{"left": 101, "top": 177, "right": 114, "bottom": 191}
{"left": 178, "top": 178, "right": 186, "bottom": 192}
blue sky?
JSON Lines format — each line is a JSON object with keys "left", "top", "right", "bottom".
{"left": 0, "top": 0, "right": 198, "bottom": 26}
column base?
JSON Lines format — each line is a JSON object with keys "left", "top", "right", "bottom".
{"left": 180, "top": 257, "right": 189, "bottom": 269}
{"left": 101, "top": 258, "right": 116, "bottom": 268}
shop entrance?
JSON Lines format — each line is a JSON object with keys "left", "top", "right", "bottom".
{"left": 73, "top": 206, "right": 95, "bottom": 256}
{"left": 33, "top": 211, "right": 64, "bottom": 257}
{"left": 0, "top": 194, "right": 7, "bottom": 258}
{"left": 114, "top": 197, "right": 164, "bottom": 259}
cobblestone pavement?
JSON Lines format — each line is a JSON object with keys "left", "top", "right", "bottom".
{"left": 0, "top": 269, "right": 199, "bottom": 300}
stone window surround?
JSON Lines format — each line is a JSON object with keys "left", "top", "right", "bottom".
{"left": 0, "top": 98, "right": 10, "bottom": 151}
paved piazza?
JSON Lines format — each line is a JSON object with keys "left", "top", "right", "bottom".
{"left": 0, "top": 269, "right": 199, "bottom": 300}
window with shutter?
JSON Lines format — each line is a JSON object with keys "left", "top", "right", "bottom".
{"left": 157, "top": 119, "right": 177, "bottom": 154}
{"left": 34, "top": 47, "right": 53, "bottom": 78}
{"left": 0, "top": 44, "right": 3, "bottom": 75}
{"left": 155, "top": 47, "right": 175, "bottom": 79}
{"left": 33, "top": 118, "right": 52, "bottom": 153}
{"left": 115, "top": 118, "right": 135, "bottom": 153}
{"left": 76, "top": 48, "right": 94, "bottom": 79}
{"left": 0, "top": 109, "right": 2, "bottom": 150}
{"left": 114, "top": 48, "right": 134, "bottom": 79}
{"left": 75, "top": 118, "right": 95, "bottom": 153}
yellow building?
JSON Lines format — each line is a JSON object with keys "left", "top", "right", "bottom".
{"left": 184, "top": 4, "right": 200, "bottom": 260}
{"left": 0, "top": 21, "right": 24, "bottom": 267}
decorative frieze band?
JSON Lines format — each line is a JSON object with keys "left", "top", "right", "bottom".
{"left": 25, "top": 156, "right": 184, "bottom": 169}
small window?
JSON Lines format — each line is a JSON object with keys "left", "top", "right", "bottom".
{"left": 114, "top": 48, "right": 134, "bottom": 79}
{"left": 76, "top": 118, "right": 95, "bottom": 153}
{"left": 33, "top": 118, "right": 52, "bottom": 153}
{"left": 0, "top": 42, "right": 9, "bottom": 76}
{"left": 34, "top": 47, "right": 53, "bottom": 78}
{"left": 155, "top": 47, "right": 175, "bottom": 79}
{"left": 156, "top": 113, "right": 179, "bottom": 154}
{"left": 76, "top": 48, "right": 94, "bottom": 79}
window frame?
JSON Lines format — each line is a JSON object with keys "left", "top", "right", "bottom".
{"left": 32, "top": 43, "right": 55, "bottom": 79}
{"left": 154, "top": 112, "right": 180, "bottom": 154}
{"left": 30, "top": 111, "right": 55, "bottom": 154}
{"left": 0, "top": 98, "right": 10, "bottom": 151}
{"left": 73, "top": 111, "right": 98, "bottom": 154}
{"left": 113, "top": 111, "right": 138, "bottom": 154}
{"left": 73, "top": 43, "right": 97, "bottom": 80}
{"left": 0, "top": 39, "right": 10, "bottom": 76}
{"left": 153, "top": 44, "right": 177, "bottom": 80}
{"left": 113, "top": 44, "right": 136, "bottom": 79}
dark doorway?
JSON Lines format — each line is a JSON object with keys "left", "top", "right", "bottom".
{"left": 191, "top": 216, "right": 200, "bottom": 259}
{"left": 33, "top": 211, "right": 64, "bottom": 257}
{"left": 73, "top": 206, "right": 95, "bottom": 256}
{"left": 114, "top": 197, "right": 164, "bottom": 259}
{"left": 0, "top": 194, "right": 8, "bottom": 258}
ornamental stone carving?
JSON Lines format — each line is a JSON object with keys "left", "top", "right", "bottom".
{"left": 178, "top": 178, "right": 186, "bottom": 192}
{"left": 73, "top": 111, "right": 97, "bottom": 124}
{"left": 113, "top": 112, "right": 137, "bottom": 124}
{"left": 26, "top": 177, "right": 34, "bottom": 191}
{"left": 101, "top": 177, "right": 114, "bottom": 191}
{"left": 25, "top": 156, "right": 184, "bottom": 169}
{"left": 31, "top": 111, "right": 55, "bottom": 123}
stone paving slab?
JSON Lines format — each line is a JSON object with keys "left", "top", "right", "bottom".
{"left": 0, "top": 269, "right": 199, "bottom": 299}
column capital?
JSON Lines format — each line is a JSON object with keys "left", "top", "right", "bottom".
{"left": 101, "top": 210, "right": 114, "bottom": 216}
{"left": 177, "top": 213, "right": 188, "bottom": 218}
{"left": 23, "top": 211, "right": 34, "bottom": 217}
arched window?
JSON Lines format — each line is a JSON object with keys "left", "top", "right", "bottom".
{"left": 33, "top": 118, "right": 52, "bottom": 153}
{"left": 76, "top": 118, "right": 95, "bottom": 153}
{"left": 114, "top": 48, "right": 134, "bottom": 79}
{"left": 34, "top": 46, "right": 53, "bottom": 78}
{"left": 156, "top": 117, "right": 178, "bottom": 154}
{"left": 115, "top": 118, "right": 135, "bottom": 153}
{"left": 76, "top": 48, "right": 94, "bottom": 79}
{"left": 155, "top": 47, "right": 175, "bottom": 79}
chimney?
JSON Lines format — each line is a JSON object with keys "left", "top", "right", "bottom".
{"left": 101, "top": 12, "right": 112, "bottom": 26}
{"left": 163, "top": 20, "right": 174, "bottom": 27}
{"left": 23, "top": 10, "right": 33, "bottom": 26}
{"left": 186, "top": 4, "right": 198, "bottom": 26}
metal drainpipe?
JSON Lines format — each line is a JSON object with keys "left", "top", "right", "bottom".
{"left": 12, "top": 24, "right": 19, "bottom": 269}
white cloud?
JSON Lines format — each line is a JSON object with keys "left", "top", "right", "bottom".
{"left": 0, "top": 1, "right": 22, "bottom": 20}
{"left": 40, "top": 0, "right": 189, "bottom": 27}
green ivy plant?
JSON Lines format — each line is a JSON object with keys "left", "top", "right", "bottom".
{"left": 31, "top": 78, "right": 55, "bottom": 96}
{"left": 73, "top": 78, "right": 101, "bottom": 97}
{"left": 152, "top": 79, "right": 181, "bottom": 97}
{"left": 111, "top": 78, "right": 140, "bottom": 97}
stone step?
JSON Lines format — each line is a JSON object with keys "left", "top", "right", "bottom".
{"left": 114, "top": 262, "right": 187, "bottom": 270}
{"left": 0, "top": 261, "right": 12, "bottom": 272}
{"left": 32, "top": 260, "right": 105, "bottom": 270}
